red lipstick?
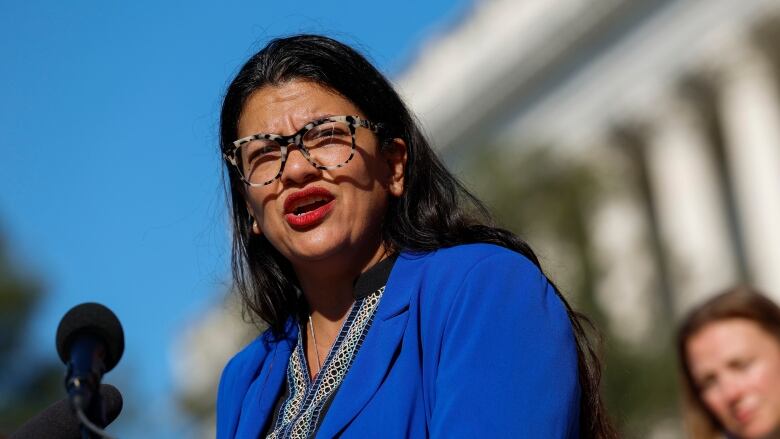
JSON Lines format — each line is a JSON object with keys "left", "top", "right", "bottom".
{"left": 283, "top": 186, "right": 335, "bottom": 229}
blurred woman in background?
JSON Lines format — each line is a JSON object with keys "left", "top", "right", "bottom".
{"left": 678, "top": 286, "right": 780, "bottom": 439}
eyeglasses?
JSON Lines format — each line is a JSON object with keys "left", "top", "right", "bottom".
{"left": 224, "top": 115, "right": 382, "bottom": 187}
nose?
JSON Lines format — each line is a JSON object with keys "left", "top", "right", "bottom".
{"left": 280, "top": 144, "right": 319, "bottom": 186}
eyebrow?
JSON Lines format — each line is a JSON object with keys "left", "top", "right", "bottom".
{"left": 298, "top": 113, "right": 338, "bottom": 127}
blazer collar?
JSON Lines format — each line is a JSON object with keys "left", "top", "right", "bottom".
{"left": 315, "top": 250, "right": 418, "bottom": 437}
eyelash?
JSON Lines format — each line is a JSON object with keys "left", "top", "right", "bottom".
{"left": 732, "top": 357, "right": 753, "bottom": 370}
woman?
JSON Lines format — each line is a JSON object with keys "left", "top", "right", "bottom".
{"left": 216, "top": 34, "right": 614, "bottom": 438}
{"left": 678, "top": 287, "right": 780, "bottom": 439}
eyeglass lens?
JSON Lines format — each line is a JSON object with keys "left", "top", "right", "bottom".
{"left": 237, "top": 120, "right": 354, "bottom": 185}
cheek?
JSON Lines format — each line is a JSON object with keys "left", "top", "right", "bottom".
{"left": 342, "top": 185, "right": 389, "bottom": 225}
{"left": 756, "top": 358, "right": 780, "bottom": 403}
{"left": 246, "top": 189, "right": 279, "bottom": 226}
{"left": 745, "top": 354, "right": 780, "bottom": 390}
{"left": 350, "top": 157, "right": 384, "bottom": 187}
{"left": 701, "top": 389, "right": 727, "bottom": 415}
{"left": 336, "top": 158, "right": 390, "bottom": 211}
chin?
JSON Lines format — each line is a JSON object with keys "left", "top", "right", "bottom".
{"left": 286, "top": 236, "right": 351, "bottom": 263}
{"left": 737, "top": 421, "right": 780, "bottom": 439}
{"left": 287, "top": 245, "right": 342, "bottom": 263}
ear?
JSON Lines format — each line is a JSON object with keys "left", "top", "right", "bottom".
{"left": 383, "top": 138, "right": 407, "bottom": 197}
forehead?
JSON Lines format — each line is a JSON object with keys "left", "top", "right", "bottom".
{"left": 686, "top": 318, "right": 776, "bottom": 369}
{"left": 237, "top": 80, "right": 363, "bottom": 137}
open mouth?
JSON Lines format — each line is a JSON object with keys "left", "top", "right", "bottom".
{"left": 292, "top": 197, "right": 331, "bottom": 216}
{"left": 283, "top": 187, "right": 336, "bottom": 228}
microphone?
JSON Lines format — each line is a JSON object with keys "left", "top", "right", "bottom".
{"left": 10, "top": 384, "right": 123, "bottom": 439}
{"left": 55, "top": 303, "right": 125, "bottom": 437}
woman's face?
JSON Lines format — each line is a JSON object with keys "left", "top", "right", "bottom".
{"left": 686, "top": 318, "right": 780, "bottom": 439}
{"left": 236, "top": 80, "right": 405, "bottom": 273}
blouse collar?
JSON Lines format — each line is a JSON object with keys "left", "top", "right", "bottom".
{"left": 353, "top": 253, "right": 398, "bottom": 299}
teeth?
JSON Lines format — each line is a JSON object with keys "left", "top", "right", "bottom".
{"left": 297, "top": 197, "right": 326, "bottom": 209}
{"left": 292, "top": 196, "right": 328, "bottom": 215}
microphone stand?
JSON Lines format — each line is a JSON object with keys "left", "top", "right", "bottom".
{"left": 65, "top": 335, "right": 115, "bottom": 439}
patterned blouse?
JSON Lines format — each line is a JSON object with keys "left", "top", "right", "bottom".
{"left": 264, "top": 255, "right": 397, "bottom": 438}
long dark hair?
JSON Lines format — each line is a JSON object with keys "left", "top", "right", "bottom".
{"left": 677, "top": 286, "right": 780, "bottom": 438}
{"left": 220, "top": 34, "right": 615, "bottom": 438}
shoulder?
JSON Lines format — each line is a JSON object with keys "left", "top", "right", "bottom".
{"left": 398, "top": 243, "right": 544, "bottom": 292}
{"left": 215, "top": 328, "right": 273, "bottom": 438}
{"left": 397, "top": 243, "right": 558, "bottom": 322}
{"left": 220, "top": 329, "right": 272, "bottom": 377}
{"left": 406, "top": 242, "right": 529, "bottom": 264}
{"left": 217, "top": 322, "right": 295, "bottom": 407}
{"left": 218, "top": 329, "right": 273, "bottom": 397}
{"left": 408, "top": 246, "right": 581, "bottom": 436}
{"left": 217, "top": 324, "right": 297, "bottom": 437}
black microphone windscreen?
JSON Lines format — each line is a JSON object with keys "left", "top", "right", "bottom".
{"left": 9, "top": 384, "right": 123, "bottom": 439}
{"left": 56, "top": 302, "right": 124, "bottom": 372}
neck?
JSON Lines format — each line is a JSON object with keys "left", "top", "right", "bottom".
{"left": 295, "top": 240, "right": 389, "bottom": 324}
{"left": 295, "top": 241, "right": 389, "bottom": 380}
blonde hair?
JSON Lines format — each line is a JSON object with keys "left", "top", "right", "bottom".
{"left": 676, "top": 286, "right": 780, "bottom": 438}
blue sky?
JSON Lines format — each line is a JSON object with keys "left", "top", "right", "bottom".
{"left": 0, "top": 0, "right": 471, "bottom": 436}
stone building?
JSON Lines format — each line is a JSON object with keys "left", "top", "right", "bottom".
{"left": 397, "top": 0, "right": 780, "bottom": 343}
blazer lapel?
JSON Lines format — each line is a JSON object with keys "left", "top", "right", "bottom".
{"left": 315, "top": 253, "right": 418, "bottom": 438}
{"left": 234, "top": 324, "right": 298, "bottom": 439}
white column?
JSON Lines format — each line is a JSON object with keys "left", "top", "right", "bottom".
{"left": 716, "top": 41, "right": 780, "bottom": 302}
{"left": 644, "top": 96, "right": 738, "bottom": 314}
{"left": 587, "top": 146, "right": 660, "bottom": 346}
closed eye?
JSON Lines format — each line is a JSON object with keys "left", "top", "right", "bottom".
{"left": 728, "top": 357, "right": 754, "bottom": 371}
{"left": 243, "top": 144, "right": 281, "bottom": 166}
{"left": 319, "top": 127, "right": 349, "bottom": 136}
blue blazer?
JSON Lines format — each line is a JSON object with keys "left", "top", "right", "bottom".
{"left": 217, "top": 243, "right": 580, "bottom": 438}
